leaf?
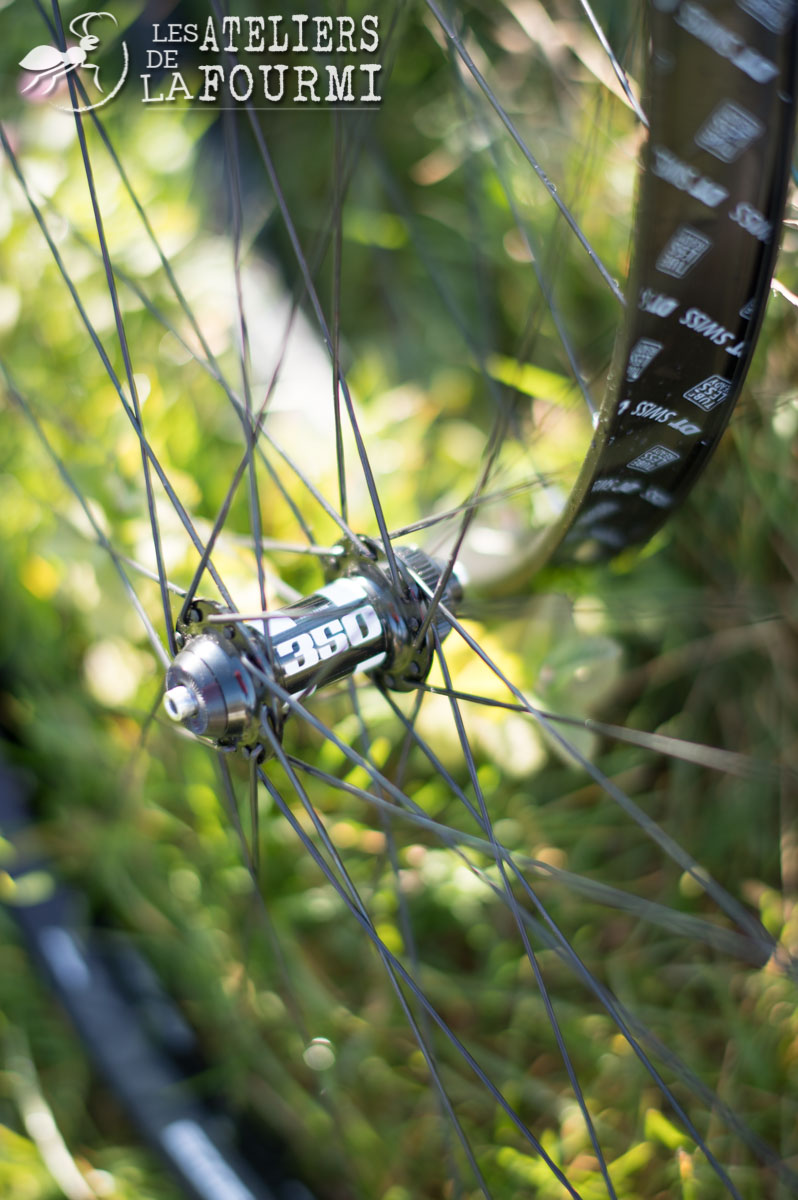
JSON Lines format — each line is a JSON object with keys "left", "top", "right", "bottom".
{"left": 487, "top": 352, "right": 573, "bottom": 406}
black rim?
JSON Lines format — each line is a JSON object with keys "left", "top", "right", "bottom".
{"left": 539, "top": 0, "right": 798, "bottom": 564}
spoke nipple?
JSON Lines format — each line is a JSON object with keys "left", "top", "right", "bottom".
{"left": 164, "top": 685, "right": 199, "bottom": 723}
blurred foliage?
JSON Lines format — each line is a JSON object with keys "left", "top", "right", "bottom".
{"left": 0, "top": 1, "right": 797, "bottom": 1199}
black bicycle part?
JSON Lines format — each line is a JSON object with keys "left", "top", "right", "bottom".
{"left": 548, "top": 0, "right": 798, "bottom": 562}
{"left": 0, "top": 762, "right": 318, "bottom": 1200}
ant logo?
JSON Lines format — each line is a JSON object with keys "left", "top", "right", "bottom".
{"left": 19, "top": 11, "right": 129, "bottom": 113}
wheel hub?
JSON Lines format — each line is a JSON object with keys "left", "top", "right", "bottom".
{"left": 163, "top": 542, "right": 464, "bottom": 753}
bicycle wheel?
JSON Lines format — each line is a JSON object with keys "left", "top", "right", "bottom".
{"left": 1, "top": 2, "right": 797, "bottom": 1199}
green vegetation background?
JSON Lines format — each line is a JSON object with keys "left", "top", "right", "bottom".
{"left": 0, "top": 2, "right": 796, "bottom": 1198}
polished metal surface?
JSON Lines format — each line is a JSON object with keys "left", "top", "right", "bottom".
{"left": 163, "top": 543, "right": 464, "bottom": 752}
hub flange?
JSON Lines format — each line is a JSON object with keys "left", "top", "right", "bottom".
{"left": 163, "top": 542, "right": 464, "bottom": 754}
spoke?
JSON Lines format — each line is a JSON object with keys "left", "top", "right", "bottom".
{"left": 4, "top": 371, "right": 169, "bottom": 669}
{"left": 51, "top": 0, "right": 174, "bottom": 656}
{"left": 503, "top": 0, "right": 645, "bottom": 124}
{"left": 479, "top": 113, "right": 597, "bottom": 418}
{"left": 257, "top": 732, "right": 493, "bottom": 1196}
{"left": 32, "top": 0, "right": 437, "bottom": 588}
{"left": 177, "top": 256, "right": 334, "bottom": 618}
{"left": 331, "top": 111, "right": 349, "bottom": 525}
{"left": 261, "top": 430, "right": 367, "bottom": 550}
{"left": 369, "top": 696, "right": 770, "bottom": 964}
{"left": 372, "top": 693, "right": 778, "bottom": 1190}
{"left": 0, "top": 125, "right": 236, "bottom": 614}
{"left": 86, "top": 222, "right": 317, "bottom": 552}
{"left": 31, "top": 0, "right": 223, "bottom": 379}
{"left": 115, "top": 556, "right": 187, "bottom": 597}
{"left": 189, "top": 0, "right": 402, "bottom": 590}
{"left": 276, "top": 776, "right": 774, "bottom": 1184}
{"left": 413, "top": 411, "right": 510, "bottom": 647}
{"left": 416, "top": 684, "right": 789, "bottom": 784}
{"left": 37, "top": 11, "right": 384, "bottom": 558}
{"left": 223, "top": 105, "right": 268, "bottom": 616}
{"left": 368, "top": 145, "right": 523, "bottom": 421}
{"left": 15, "top": 3, "right": 792, "bottom": 1194}
{"left": 214, "top": 754, "right": 321, "bottom": 1047}
{"left": 423, "top": 596, "right": 780, "bottom": 955}
{"left": 434, "top": 635, "right": 617, "bottom": 1198}
{"left": 243, "top": 654, "right": 776, "bottom": 969}
{"left": 388, "top": 476, "right": 554, "bottom": 539}
{"left": 178, "top": 314, "right": 371, "bottom": 620}
{"left": 253, "top": 672, "right": 787, "bottom": 1180}
{"left": 255, "top": 540, "right": 338, "bottom": 557}
{"left": 424, "top": 0, "right": 626, "bottom": 306}
{"left": 343, "top": 676, "right": 468, "bottom": 1196}
{"left": 504, "top": 861, "right": 744, "bottom": 1198}
{"left": 258, "top": 729, "right": 581, "bottom": 1199}
{"left": 247, "top": 755, "right": 260, "bottom": 881}
{"left": 443, "top": 13, "right": 597, "bottom": 418}
{"left": 180, "top": 450, "right": 251, "bottom": 622}
{"left": 237, "top": 110, "right": 403, "bottom": 591}
{"left": 32, "top": 3, "right": 320, "bottom": 568}
{"left": 576, "top": 0, "right": 649, "bottom": 127}
{"left": 367, "top": 136, "right": 575, "bottom": 542}
{"left": 247, "top": 650, "right": 780, "bottom": 985}
{"left": 502, "top": 814, "right": 797, "bottom": 1190}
